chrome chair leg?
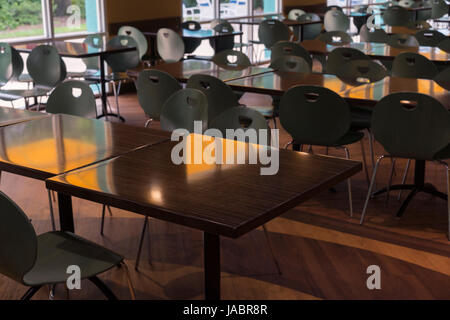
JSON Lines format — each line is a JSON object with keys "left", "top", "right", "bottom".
{"left": 135, "top": 217, "right": 150, "bottom": 270}
{"left": 344, "top": 147, "right": 354, "bottom": 218}
{"left": 360, "top": 155, "right": 387, "bottom": 224}
{"left": 100, "top": 204, "right": 106, "bottom": 236}
{"left": 284, "top": 141, "right": 293, "bottom": 150}
{"left": 144, "top": 119, "right": 153, "bottom": 128}
{"left": 119, "top": 261, "right": 136, "bottom": 299}
{"left": 436, "top": 160, "right": 450, "bottom": 241}
{"left": 397, "top": 159, "right": 411, "bottom": 201}
{"left": 386, "top": 158, "right": 397, "bottom": 205}
{"left": 47, "top": 190, "right": 56, "bottom": 231}
{"left": 360, "top": 139, "right": 370, "bottom": 187}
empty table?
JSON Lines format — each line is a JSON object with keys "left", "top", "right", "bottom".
{"left": 46, "top": 135, "right": 362, "bottom": 299}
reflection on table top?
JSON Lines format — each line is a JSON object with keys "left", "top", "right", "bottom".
{"left": 14, "top": 37, "right": 137, "bottom": 58}
{"left": 0, "top": 107, "right": 48, "bottom": 127}
{"left": 382, "top": 26, "right": 450, "bottom": 37}
{"left": 128, "top": 60, "right": 273, "bottom": 83}
{"left": 0, "top": 114, "right": 171, "bottom": 180}
{"left": 46, "top": 134, "right": 361, "bottom": 238}
{"left": 144, "top": 29, "right": 243, "bottom": 39}
{"left": 301, "top": 39, "right": 450, "bottom": 62}
{"left": 228, "top": 15, "right": 322, "bottom": 26}
{"left": 226, "top": 71, "right": 450, "bottom": 107}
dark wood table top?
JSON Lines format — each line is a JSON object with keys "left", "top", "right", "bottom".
{"left": 226, "top": 71, "right": 450, "bottom": 107}
{"left": 0, "top": 114, "right": 171, "bottom": 180}
{"left": 301, "top": 39, "right": 450, "bottom": 63}
{"left": 382, "top": 26, "right": 450, "bottom": 37}
{"left": 14, "top": 38, "right": 136, "bottom": 58}
{"left": 46, "top": 135, "right": 362, "bottom": 238}
{"left": 144, "top": 29, "right": 243, "bottom": 40}
{"left": 0, "top": 107, "right": 48, "bottom": 127}
{"left": 228, "top": 15, "right": 322, "bottom": 26}
{"left": 127, "top": 60, "right": 273, "bottom": 83}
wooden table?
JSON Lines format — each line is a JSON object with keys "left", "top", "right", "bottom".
{"left": 46, "top": 135, "right": 362, "bottom": 299}
{"left": 0, "top": 114, "right": 170, "bottom": 181}
{"left": 15, "top": 38, "right": 137, "bottom": 122}
{"left": 226, "top": 71, "right": 450, "bottom": 108}
{"left": 0, "top": 107, "right": 48, "bottom": 127}
{"left": 301, "top": 39, "right": 450, "bottom": 68}
{"left": 382, "top": 26, "right": 450, "bottom": 37}
{"left": 127, "top": 59, "right": 273, "bottom": 83}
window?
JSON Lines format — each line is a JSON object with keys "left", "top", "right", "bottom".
{"left": 183, "top": 0, "right": 215, "bottom": 21}
{"left": 0, "top": 0, "right": 105, "bottom": 42}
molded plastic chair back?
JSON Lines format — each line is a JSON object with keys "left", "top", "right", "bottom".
{"left": 46, "top": 80, "right": 97, "bottom": 118}
{"left": 398, "top": 0, "right": 415, "bottom": 7}
{"left": 335, "top": 59, "right": 388, "bottom": 85}
{"left": 258, "top": 20, "right": 290, "bottom": 49}
{"left": 270, "top": 41, "right": 312, "bottom": 67}
{"left": 160, "top": 88, "right": 208, "bottom": 133}
{"left": 209, "top": 106, "right": 271, "bottom": 145}
{"left": 105, "top": 36, "right": 140, "bottom": 72}
{"left": 137, "top": 69, "right": 182, "bottom": 120}
{"left": 210, "top": 19, "right": 227, "bottom": 29}
{"left": 438, "top": 38, "right": 450, "bottom": 52}
{"left": 382, "top": 5, "right": 412, "bottom": 26}
{"left": 213, "top": 21, "right": 234, "bottom": 33}
{"left": 212, "top": 50, "right": 251, "bottom": 70}
{"left": 434, "top": 67, "right": 450, "bottom": 90}
{"left": 431, "top": 0, "right": 448, "bottom": 18}
{"left": 10, "top": 47, "right": 24, "bottom": 81}
{"left": 387, "top": 33, "right": 419, "bottom": 48}
{"left": 324, "top": 10, "right": 350, "bottom": 32}
{"left": 392, "top": 52, "right": 438, "bottom": 79}
{"left": 415, "top": 29, "right": 447, "bottom": 46}
{"left": 0, "top": 191, "right": 37, "bottom": 284}
{"left": 288, "top": 9, "right": 306, "bottom": 20}
{"left": 0, "top": 43, "right": 13, "bottom": 86}
{"left": 187, "top": 74, "right": 238, "bottom": 124}
{"left": 27, "top": 45, "right": 66, "bottom": 87}
{"left": 326, "top": 5, "right": 344, "bottom": 12}
{"left": 270, "top": 55, "right": 311, "bottom": 73}
{"left": 317, "top": 31, "right": 353, "bottom": 44}
{"left": 210, "top": 22, "right": 235, "bottom": 53}
{"left": 82, "top": 35, "right": 103, "bottom": 71}
{"left": 181, "top": 21, "right": 201, "bottom": 31}
{"left": 157, "top": 28, "right": 185, "bottom": 63}
{"left": 118, "top": 25, "right": 148, "bottom": 59}
{"left": 297, "top": 13, "right": 322, "bottom": 40}
{"left": 279, "top": 85, "right": 351, "bottom": 145}
{"left": 327, "top": 47, "right": 369, "bottom": 75}
{"left": 359, "top": 24, "right": 389, "bottom": 43}
{"left": 372, "top": 92, "right": 450, "bottom": 160}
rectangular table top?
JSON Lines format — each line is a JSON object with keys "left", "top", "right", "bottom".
{"left": 382, "top": 26, "right": 450, "bottom": 37}
{"left": 301, "top": 39, "right": 450, "bottom": 63}
{"left": 228, "top": 16, "right": 322, "bottom": 26}
{"left": 226, "top": 71, "right": 450, "bottom": 108}
{"left": 144, "top": 29, "right": 243, "bottom": 40}
{"left": 128, "top": 60, "right": 273, "bottom": 83}
{"left": 46, "top": 135, "right": 362, "bottom": 238}
{"left": 0, "top": 107, "right": 49, "bottom": 127}
{"left": 0, "top": 114, "right": 171, "bottom": 180}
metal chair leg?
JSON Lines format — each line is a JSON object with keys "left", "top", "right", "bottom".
{"left": 360, "top": 139, "right": 370, "bottom": 187}
{"left": 135, "top": 217, "right": 149, "bottom": 270}
{"left": 21, "top": 286, "right": 42, "bottom": 300}
{"left": 47, "top": 190, "right": 56, "bottom": 231}
{"left": 344, "top": 147, "right": 353, "bottom": 218}
{"left": 144, "top": 119, "right": 153, "bottom": 128}
{"left": 386, "top": 158, "right": 397, "bottom": 205}
{"left": 397, "top": 159, "right": 411, "bottom": 201}
{"left": 360, "top": 155, "right": 387, "bottom": 224}
{"left": 100, "top": 204, "right": 106, "bottom": 236}
{"left": 89, "top": 276, "right": 118, "bottom": 300}
{"left": 284, "top": 141, "right": 293, "bottom": 150}
{"left": 436, "top": 160, "right": 450, "bottom": 241}
{"left": 119, "top": 261, "right": 136, "bottom": 299}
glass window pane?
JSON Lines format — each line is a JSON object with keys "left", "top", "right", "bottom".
{"left": 220, "top": 0, "right": 249, "bottom": 19}
{"left": 253, "top": 0, "right": 278, "bottom": 15}
{"left": 183, "top": 0, "right": 215, "bottom": 21}
{"left": 0, "top": 0, "right": 44, "bottom": 41}
{"left": 52, "top": 0, "right": 89, "bottom": 35}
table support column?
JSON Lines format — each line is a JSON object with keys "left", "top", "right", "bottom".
{"left": 204, "top": 232, "right": 220, "bottom": 300}
{"left": 58, "top": 193, "right": 74, "bottom": 233}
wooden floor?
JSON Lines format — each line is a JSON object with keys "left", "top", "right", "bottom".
{"left": 0, "top": 92, "right": 449, "bottom": 300}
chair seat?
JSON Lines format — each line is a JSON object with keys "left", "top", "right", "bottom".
{"left": 294, "top": 130, "right": 364, "bottom": 147}
{"left": 85, "top": 72, "right": 130, "bottom": 82}
{"left": 23, "top": 231, "right": 123, "bottom": 286}
{"left": 0, "top": 87, "right": 50, "bottom": 101}
{"left": 435, "top": 144, "right": 450, "bottom": 160}
{"left": 246, "top": 105, "right": 274, "bottom": 117}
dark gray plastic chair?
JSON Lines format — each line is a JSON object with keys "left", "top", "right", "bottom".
{"left": 431, "top": 0, "right": 449, "bottom": 18}
{"left": 360, "top": 93, "right": 450, "bottom": 240}
{"left": 326, "top": 47, "right": 369, "bottom": 75}
{"left": 270, "top": 41, "right": 312, "bottom": 68}
{"left": 324, "top": 9, "right": 350, "bottom": 32}
{"left": 0, "top": 43, "right": 13, "bottom": 87}
{"left": 210, "top": 22, "right": 235, "bottom": 53}
{"left": 181, "top": 21, "right": 202, "bottom": 54}
{"left": 434, "top": 67, "right": 450, "bottom": 90}
{"left": 157, "top": 28, "right": 185, "bottom": 63}
{"left": 438, "top": 38, "right": 450, "bottom": 53}
{"left": 46, "top": 80, "right": 97, "bottom": 118}
{"left": 414, "top": 30, "right": 446, "bottom": 46}
{"left": 209, "top": 106, "right": 271, "bottom": 146}
{"left": 316, "top": 31, "right": 353, "bottom": 44}
{"left": 212, "top": 50, "right": 251, "bottom": 70}
{"left": 137, "top": 69, "right": 182, "bottom": 126}
{"left": 160, "top": 88, "right": 208, "bottom": 133}
{"left": 187, "top": 74, "right": 238, "bottom": 125}
{"left": 270, "top": 55, "right": 312, "bottom": 73}
{"left": 0, "top": 191, "right": 135, "bottom": 300}
{"left": 118, "top": 25, "right": 148, "bottom": 59}
{"left": 335, "top": 59, "right": 388, "bottom": 85}
{"left": 258, "top": 19, "right": 290, "bottom": 49}
{"left": 288, "top": 9, "right": 306, "bottom": 20}
{"left": 387, "top": 33, "right": 419, "bottom": 48}
{"left": 279, "top": 85, "right": 365, "bottom": 217}
{"left": 382, "top": 5, "right": 413, "bottom": 26}
{"left": 297, "top": 13, "right": 323, "bottom": 40}
{"left": 326, "top": 5, "right": 344, "bottom": 12}
{"left": 359, "top": 24, "right": 389, "bottom": 43}
{"left": 392, "top": 52, "right": 439, "bottom": 79}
